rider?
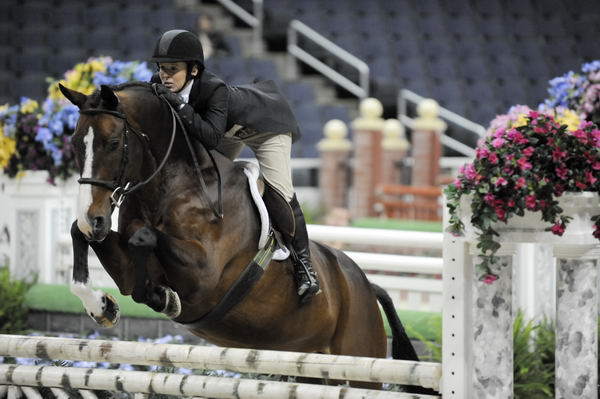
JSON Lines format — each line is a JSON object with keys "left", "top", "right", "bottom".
{"left": 148, "top": 29, "right": 320, "bottom": 302}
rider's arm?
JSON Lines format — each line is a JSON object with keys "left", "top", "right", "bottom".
{"left": 178, "top": 84, "right": 229, "bottom": 150}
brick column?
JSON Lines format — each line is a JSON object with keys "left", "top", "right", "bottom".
{"left": 350, "top": 98, "right": 384, "bottom": 218}
{"left": 317, "top": 119, "right": 352, "bottom": 212}
{"left": 381, "top": 118, "right": 409, "bottom": 186}
{"left": 411, "top": 99, "right": 446, "bottom": 187}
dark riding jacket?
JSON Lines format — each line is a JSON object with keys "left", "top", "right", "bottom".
{"left": 151, "top": 71, "right": 301, "bottom": 150}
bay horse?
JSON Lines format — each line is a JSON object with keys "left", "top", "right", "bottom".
{"left": 59, "top": 82, "right": 424, "bottom": 390}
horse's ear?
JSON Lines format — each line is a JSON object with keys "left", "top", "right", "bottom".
{"left": 100, "top": 85, "right": 120, "bottom": 109}
{"left": 58, "top": 83, "right": 87, "bottom": 108}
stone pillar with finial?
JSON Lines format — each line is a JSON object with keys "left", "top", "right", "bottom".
{"left": 317, "top": 119, "right": 352, "bottom": 212}
{"left": 350, "top": 98, "right": 385, "bottom": 218}
{"left": 412, "top": 99, "right": 447, "bottom": 187}
{"left": 381, "top": 118, "right": 410, "bottom": 185}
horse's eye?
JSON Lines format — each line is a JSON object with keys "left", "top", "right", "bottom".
{"left": 109, "top": 140, "right": 120, "bottom": 151}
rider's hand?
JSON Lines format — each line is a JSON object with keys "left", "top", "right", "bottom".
{"left": 154, "top": 84, "right": 185, "bottom": 109}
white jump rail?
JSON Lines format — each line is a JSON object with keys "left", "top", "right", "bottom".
{"left": 307, "top": 225, "right": 443, "bottom": 250}
{"left": 0, "top": 364, "right": 438, "bottom": 399}
{"left": 55, "top": 225, "right": 445, "bottom": 311}
{"left": 0, "top": 335, "right": 441, "bottom": 391}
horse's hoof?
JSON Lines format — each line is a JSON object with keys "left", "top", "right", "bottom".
{"left": 161, "top": 287, "right": 181, "bottom": 318}
{"left": 90, "top": 293, "right": 120, "bottom": 327}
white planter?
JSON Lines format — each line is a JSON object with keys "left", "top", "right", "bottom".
{"left": 0, "top": 171, "right": 78, "bottom": 283}
{"left": 459, "top": 192, "right": 600, "bottom": 245}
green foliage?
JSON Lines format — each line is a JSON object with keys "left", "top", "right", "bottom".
{"left": 410, "top": 310, "right": 581, "bottom": 398}
{"left": 513, "top": 312, "right": 554, "bottom": 398}
{"left": 0, "top": 266, "right": 34, "bottom": 334}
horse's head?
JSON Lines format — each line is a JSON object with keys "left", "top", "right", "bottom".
{"left": 60, "top": 83, "right": 155, "bottom": 241}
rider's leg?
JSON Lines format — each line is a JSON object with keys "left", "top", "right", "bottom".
{"left": 246, "top": 133, "right": 320, "bottom": 301}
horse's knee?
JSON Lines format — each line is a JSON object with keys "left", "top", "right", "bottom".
{"left": 128, "top": 226, "right": 157, "bottom": 248}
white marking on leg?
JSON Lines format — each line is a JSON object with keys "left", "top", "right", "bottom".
{"left": 70, "top": 282, "right": 105, "bottom": 317}
{"left": 77, "top": 127, "right": 95, "bottom": 237}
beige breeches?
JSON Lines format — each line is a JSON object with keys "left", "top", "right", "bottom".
{"left": 216, "top": 133, "right": 294, "bottom": 201}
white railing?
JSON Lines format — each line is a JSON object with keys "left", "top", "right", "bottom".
{"left": 398, "top": 88, "right": 485, "bottom": 158}
{"left": 57, "top": 225, "right": 444, "bottom": 312}
{"left": 216, "top": 0, "right": 263, "bottom": 54}
{"left": 287, "top": 19, "right": 370, "bottom": 99}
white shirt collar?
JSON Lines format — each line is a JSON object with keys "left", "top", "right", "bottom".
{"left": 178, "top": 80, "right": 194, "bottom": 104}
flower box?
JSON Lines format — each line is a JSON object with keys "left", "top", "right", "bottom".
{"left": 459, "top": 192, "right": 600, "bottom": 246}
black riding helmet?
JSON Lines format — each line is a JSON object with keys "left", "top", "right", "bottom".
{"left": 150, "top": 30, "right": 204, "bottom": 80}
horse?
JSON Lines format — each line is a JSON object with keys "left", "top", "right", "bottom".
{"left": 58, "top": 82, "right": 426, "bottom": 391}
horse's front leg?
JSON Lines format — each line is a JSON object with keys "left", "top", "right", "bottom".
{"left": 128, "top": 226, "right": 181, "bottom": 318}
{"left": 69, "top": 221, "right": 121, "bottom": 327}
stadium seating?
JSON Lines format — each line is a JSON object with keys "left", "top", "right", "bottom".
{"left": 4, "top": 0, "right": 599, "bottom": 157}
{"left": 259, "top": 0, "right": 599, "bottom": 125}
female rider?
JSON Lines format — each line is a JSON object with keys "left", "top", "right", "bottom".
{"left": 149, "top": 29, "right": 319, "bottom": 302}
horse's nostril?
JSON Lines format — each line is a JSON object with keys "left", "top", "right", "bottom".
{"left": 92, "top": 216, "right": 105, "bottom": 231}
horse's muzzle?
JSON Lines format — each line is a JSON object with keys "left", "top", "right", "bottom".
{"left": 88, "top": 215, "right": 111, "bottom": 242}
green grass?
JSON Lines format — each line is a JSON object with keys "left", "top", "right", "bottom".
{"left": 25, "top": 284, "right": 165, "bottom": 319}
{"left": 25, "top": 284, "right": 440, "bottom": 340}
{"left": 351, "top": 218, "right": 443, "bottom": 232}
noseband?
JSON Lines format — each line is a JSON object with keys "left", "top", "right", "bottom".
{"left": 77, "top": 94, "right": 223, "bottom": 219}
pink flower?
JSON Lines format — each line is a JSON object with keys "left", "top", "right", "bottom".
{"left": 550, "top": 223, "right": 565, "bottom": 236}
{"left": 552, "top": 149, "right": 567, "bottom": 161}
{"left": 528, "top": 110, "right": 539, "bottom": 119}
{"left": 476, "top": 147, "right": 490, "bottom": 159}
{"left": 515, "top": 177, "right": 526, "bottom": 189}
{"left": 576, "top": 181, "right": 588, "bottom": 190}
{"left": 494, "top": 177, "right": 508, "bottom": 186}
{"left": 505, "top": 153, "right": 515, "bottom": 161}
{"left": 495, "top": 207, "right": 506, "bottom": 221}
{"left": 488, "top": 152, "right": 499, "bottom": 164}
{"left": 494, "top": 128, "right": 505, "bottom": 138}
{"left": 556, "top": 166, "right": 569, "bottom": 179}
{"left": 453, "top": 178, "right": 462, "bottom": 189}
{"left": 534, "top": 126, "right": 547, "bottom": 134}
{"left": 484, "top": 192, "right": 495, "bottom": 204}
{"left": 464, "top": 163, "right": 477, "bottom": 180}
{"left": 586, "top": 171, "right": 597, "bottom": 184}
{"left": 517, "top": 157, "right": 532, "bottom": 170}
{"left": 525, "top": 194, "right": 537, "bottom": 210}
{"left": 507, "top": 199, "right": 515, "bottom": 208}
{"left": 492, "top": 137, "right": 505, "bottom": 148}
{"left": 594, "top": 225, "right": 600, "bottom": 240}
{"left": 482, "top": 274, "right": 498, "bottom": 285}
{"left": 523, "top": 147, "right": 535, "bottom": 157}
{"left": 593, "top": 162, "right": 600, "bottom": 170}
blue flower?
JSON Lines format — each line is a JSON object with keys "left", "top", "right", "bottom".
{"left": 119, "top": 363, "right": 135, "bottom": 371}
{"left": 582, "top": 60, "right": 600, "bottom": 73}
{"left": 133, "top": 62, "right": 153, "bottom": 82}
{"left": 36, "top": 127, "right": 52, "bottom": 144}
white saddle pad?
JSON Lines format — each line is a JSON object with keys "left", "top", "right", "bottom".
{"left": 241, "top": 162, "right": 290, "bottom": 261}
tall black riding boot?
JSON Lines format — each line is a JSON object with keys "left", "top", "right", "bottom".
{"left": 289, "top": 195, "right": 320, "bottom": 302}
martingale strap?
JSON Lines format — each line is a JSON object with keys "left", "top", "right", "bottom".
{"left": 176, "top": 233, "right": 277, "bottom": 329}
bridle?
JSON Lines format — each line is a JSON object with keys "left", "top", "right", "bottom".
{"left": 77, "top": 92, "right": 223, "bottom": 219}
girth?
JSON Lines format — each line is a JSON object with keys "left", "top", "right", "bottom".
{"left": 175, "top": 232, "right": 278, "bottom": 329}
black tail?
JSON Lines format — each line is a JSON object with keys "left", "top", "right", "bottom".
{"left": 372, "top": 283, "right": 419, "bottom": 361}
{"left": 374, "top": 284, "right": 440, "bottom": 395}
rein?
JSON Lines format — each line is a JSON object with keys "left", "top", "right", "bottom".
{"left": 77, "top": 93, "right": 223, "bottom": 219}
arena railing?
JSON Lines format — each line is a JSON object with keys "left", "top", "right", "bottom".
{"left": 215, "top": 0, "right": 264, "bottom": 54}
{"left": 287, "top": 19, "right": 370, "bottom": 99}
{"left": 398, "top": 88, "right": 485, "bottom": 158}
